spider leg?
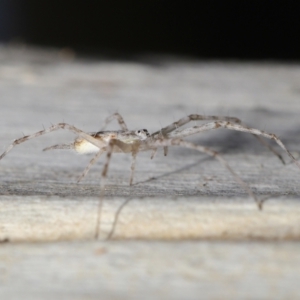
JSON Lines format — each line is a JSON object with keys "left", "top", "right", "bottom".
{"left": 150, "top": 147, "right": 167, "bottom": 158}
{"left": 151, "top": 114, "right": 241, "bottom": 137}
{"left": 150, "top": 149, "right": 157, "bottom": 159}
{"left": 79, "top": 113, "right": 128, "bottom": 183}
{"left": 149, "top": 138, "right": 263, "bottom": 209}
{"left": 43, "top": 143, "right": 74, "bottom": 151}
{"left": 95, "top": 139, "right": 140, "bottom": 239}
{"left": 152, "top": 115, "right": 284, "bottom": 164}
{"left": 150, "top": 114, "right": 241, "bottom": 159}
{"left": 100, "top": 112, "right": 128, "bottom": 131}
{"left": 0, "top": 123, "right": 105, "bottom": 161}
{"left": 95, "top": 141, "right": 113, "bottom": 240}
{"left": 252, "top": 135, "right": 285, "bottom": 165}
{"left": 168, "top": 121, "right": 300, "bottom": 168}
{"left": 77, "top": 150, "right": 104, "bottom": 183}
{"left": 43, "top": 113, "right": 128, "bottom": 152}
{"left": 219, "top": 121, "right": 299, "bottom": 168}
{"left": 129, "top": 148, "right": 139, "bottom": 186}
{"left": 78, "top": 124, "right": 139, "bottom": 183}
{"left": 164, "top": 146, "right": 168, "bottom": 156}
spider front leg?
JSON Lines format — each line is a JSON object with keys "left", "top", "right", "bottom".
{"left": 152, "top": 114, "right": 285, "bottom": 164}
{"left": 217, "top": 121, "right": 300, "bottom": 168}
{"left": 151, "top": 114, "right": 242, "bottom": 137}
{"left": 168, "top": 121, "right": 299, "bottom": 168}
{"left": 150, "top": 114, "right": 241, "bottom": 159}
{"left": 216, "top": 122, "right": 300, "bottom": 168}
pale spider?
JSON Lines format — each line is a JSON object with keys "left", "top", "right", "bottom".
{"left": 1, "top": 113, "right": 299, "bottom": 239}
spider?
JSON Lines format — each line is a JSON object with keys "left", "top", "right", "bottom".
{"left": 1, "top": 113, "right": 299, "bottom": 239}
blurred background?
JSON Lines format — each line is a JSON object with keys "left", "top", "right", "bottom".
{"left": 1, "top": 0, "right": 300, "bottom": 60}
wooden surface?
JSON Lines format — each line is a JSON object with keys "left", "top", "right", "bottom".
{"left": 0, "top": 45, "right": 300, "bottom": 299}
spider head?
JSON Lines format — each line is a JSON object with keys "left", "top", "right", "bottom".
{"left": 135, "top": 129, "right": 150, "bottom": 140}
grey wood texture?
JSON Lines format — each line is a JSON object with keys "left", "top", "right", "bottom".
{"left": 0, "top": 45, "right": 300, "bottom": 299}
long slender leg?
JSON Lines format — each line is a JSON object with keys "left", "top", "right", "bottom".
{"left": 150, "top": 115, "right": 241, "bottom": 160}
{"left": 77, "top": 150, "right": 104, "bottom": 183}
{"left": 167, "top": 121, "right": 300, "bottom": 168}
{"left": 149, "top": 138, "right": 263, "bottom": 209}
{"left": 94, "top": 140, "right": 114, "bottom": 239}
{"left": 76, "top": 113, "right": 129, "bottom": 183}
{"left": 150, "top": 148, "right": 157, "bottom": 159}
{"left": 100, "top": 112, "right": 128, "bottom": 131}
{"left": 95, "top": 139, "right": 138, "bottom": 239}
{"left": 152, "top": 115, "right": 284, "bottom": 164}
{"left": 43, "top": 143, "right": 74, "bottom": 151}
{"left": 128, "top": 140, "right": 142, "bottom": 186}
{"left": 106, "top": 197, "right": 132, "bottom": 240}
{"left": 101, "top": 113, "right": 143, "bottom": 186}
{"left": 77, "top": 114, "right": 133, "bottom": 183}
{"left": 163, "top": 146, "right": 168, "bottom": 156}
{"left": 151, "top": 114, "right": 241, "bottom": 138}
{"left": 129, "top": 151, "right": 137, "bottom": 186}
{"left": 77, "top": 113, "right": 128, "bottom": 182}
{"left": 43, "top": 113, "right": 128, "bottom": 152}
{"left": 45, "top": 114, "right": 127, "bottom": 182}
{"left": 0, "top": 123, "right": 106, "bottom": 161}
{"left": 150, "top": 147, "right": 168, "bottom": 159}
{"left": 220, "top": 121, "right": 299, "bottom": 168}
{"left": 253, "top": 135, "right": 285, "bottom": 165}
